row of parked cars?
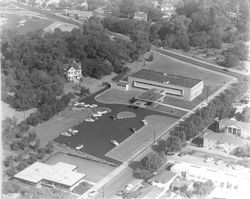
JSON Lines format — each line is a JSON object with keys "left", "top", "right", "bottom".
{"left": 74, "top": 101, "right": 98, "bottom": 108}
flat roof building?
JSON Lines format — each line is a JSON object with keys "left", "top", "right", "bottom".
{"left": 14, "top": 162, "right": 86, "bottom": 191}
{"left": 171, "top": 162, "right": 250, "bottom": 192}
{"left": 128, "top": 69, "right": 204, "bottom": 101}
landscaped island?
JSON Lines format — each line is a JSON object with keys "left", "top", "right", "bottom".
{"left": 116, "top": 111, "right": 136, "bottom": 119}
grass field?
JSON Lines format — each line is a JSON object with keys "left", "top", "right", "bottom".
{"left": 152, "top": 104, "right": 188, "bottom": 117}
{"left": 46, "top": 152, "right": 115, "bottom": 183}
{"left": 34, "top": 107, "right": 93, "bottom": 146}
{"left": 1, "top": 14, "right": 53, "bottom": 34}
{"left": 95, "top": 88, "right": 143, "bottom": 104}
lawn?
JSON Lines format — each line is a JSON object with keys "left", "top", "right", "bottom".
{"left": 152, "top": 104, "right": 188, "bottom": 118}
{"left": 1, "top": 14, "right": 53, "bottom": 34}
{"left": 95, "top": 88, "right": 143, "bottom": 104}
{"left": 46, "top": 152, "right": 115, "bottom": 183}
{"left": 34, "top": 107, "right": 93, "bottom": 146}
{"left": 106, "top": 115, "right": 177, "bottom": 162}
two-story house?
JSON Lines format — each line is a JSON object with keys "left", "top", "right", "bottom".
{"left": 219, "top": 119, "right": 250, "bottom": 139}
{"left": 64, "top": 61, "right": 82, "bottom": 82}
{"left": 134, "top": 11, "right": 147, "bottom": 21}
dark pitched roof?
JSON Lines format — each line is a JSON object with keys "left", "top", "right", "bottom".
{"left": 66, "top": 61, "right": 82, "bottom": 70}
{"left": 130, "top": 69, "right": 202, "bottom": 88}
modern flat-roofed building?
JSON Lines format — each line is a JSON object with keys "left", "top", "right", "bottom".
{"left": 14, "top": 162, "right": 86, "bottom": 191}
{"left": 171, "top": 162, "right": 250, "bottom": 192}
{"left": 219, "top": 119, "right": 250, "bottom": 139}
{"left": 128, "top": 69, "right": 204, "bottom": 101}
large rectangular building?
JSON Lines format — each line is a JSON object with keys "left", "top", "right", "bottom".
{"left": 14, "top": 162, "right": 86, "bottom": 191}
{"left": 128, "top": 69, "right": 204, "bottom": 101}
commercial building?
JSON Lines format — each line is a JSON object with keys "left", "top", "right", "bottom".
{"left": 219, "top": 119, "right": 250, "bottom": 139}
{"left": 170, "top": 162, "right": 250, "bottom": 192}
{"left": 128, "top": 69, "right": 204, "bottom": 101}
{"left": 14, "top": 162, "right": 86, "bottom": 191}
{"left": 204, "top": 132, "right": 250, "bottom": 153}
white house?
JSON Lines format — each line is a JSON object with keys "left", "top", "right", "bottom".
{"left": 219, "top": 119, "right": 250, "bottom": 139}
{"left": 65, "top": 61, "right": 82, "bottom": 82}
{"left": 134, "top": 11, "right": 147, "bottom": 21}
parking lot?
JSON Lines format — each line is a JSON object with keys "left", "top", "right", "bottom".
{"left": 54, "top": 88, "right": 177, "bottom": 164}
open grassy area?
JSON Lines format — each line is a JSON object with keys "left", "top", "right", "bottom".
{"left": 106, "top": 115, "right": 177, "bottom": 162}
{"left": 152, "top": 104, "right": 188, "bottom": 118}
{"left": 95, "top": 88, "right": 143, "bottom": 104}
{"left": 46, "top": 152, "right": 115, "bottom": 183}
{"left": 34, "top": 107, "right": 93, "bottom": 146}
{"left": 1, "top": 14, "right": 53, "bottom": 34}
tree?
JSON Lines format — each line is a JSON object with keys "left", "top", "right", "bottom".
{"left": 224, "top": 53, "right": 239, "bottom": 68}
{"left": 190, "top": 31, "right": 209, "bottom": 48}
{"left": 119, "top": 0, "right": 136, "bottom": 18}
{"left": 231, "top": 41, "right": 249, "bottom": 61}
{"left": 241, "top": 107, "right": 250, "bottom": 122}
{"left": 141, "top": 152, "right": 164, "bottom": 172}
{"left": 134, "top": 168, "right": 153, "bottom": 180}
{"left": 165, "top": 136, "right": 182, "bottom": 152}
{"left": 130, "top": 30, "right": 151, "bottom": 55}
{"left": 4, "top": 156, "right": 14, "bottom": 167}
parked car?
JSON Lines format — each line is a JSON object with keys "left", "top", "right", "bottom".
{"left": 222, "top": 68, "right": 229, "bottom": 72}
{"left": 204, "top": 157, "right": 214, "bottom": 163}
{"left": 88, "top": 191, "right": 97, "bottom": 197}
{"left": 178, "top": 152, "right": 186, "bottom": 157}
{"left": 215, "top": 159, "right": 223, "bottom": 165}
{"left": 124, "top": 184, "right": 134, "bottom": 192}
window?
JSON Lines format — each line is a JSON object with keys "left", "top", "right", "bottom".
{"left": 233, "top": 128, "right": 237, "bottom": 135}
{"left": 228, "top": 127, "right": 232, "bottom": 133}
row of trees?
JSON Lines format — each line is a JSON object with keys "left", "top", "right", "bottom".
{"left": 103, "top": 0, "right": 249, "bottom": 52}
{"left": 157, "top": 78, "right": 249, "bottom": 154}
{"left": 2, "top": 116, "right": 54, "bottom": 177}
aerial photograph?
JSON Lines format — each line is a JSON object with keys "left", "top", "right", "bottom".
{"left": 1, "top": 0, "right": 249, "bottom": 198}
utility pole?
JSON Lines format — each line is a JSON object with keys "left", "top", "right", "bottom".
{"left": 102, "top": 186, "right": 105, "bottom": 199}
{"left": 154, "top": 129, "right": 156, "bottom": 144}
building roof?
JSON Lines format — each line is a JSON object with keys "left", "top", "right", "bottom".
{"left": 14, "top": 162, "right": 85, "bottom": 187}
{"left": 66, "top": 61, "right": 82, "bottom": 70}
{"left": 136, "top": 89, "right": 164, "bottom": 102}
{"left": 220, "top": 119, "right": 250, "bottom": 132}
{"left": 204, "top": 132, "right": 250, "bottom": 146}
{"left": 130, "top": 69, "right": 202, "bottom": 88}
{"left": 152, "top": 170, "right": 177, "bottom": 184}
{"left": 134, "top": 11, "right": 147, "bottom": 20}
